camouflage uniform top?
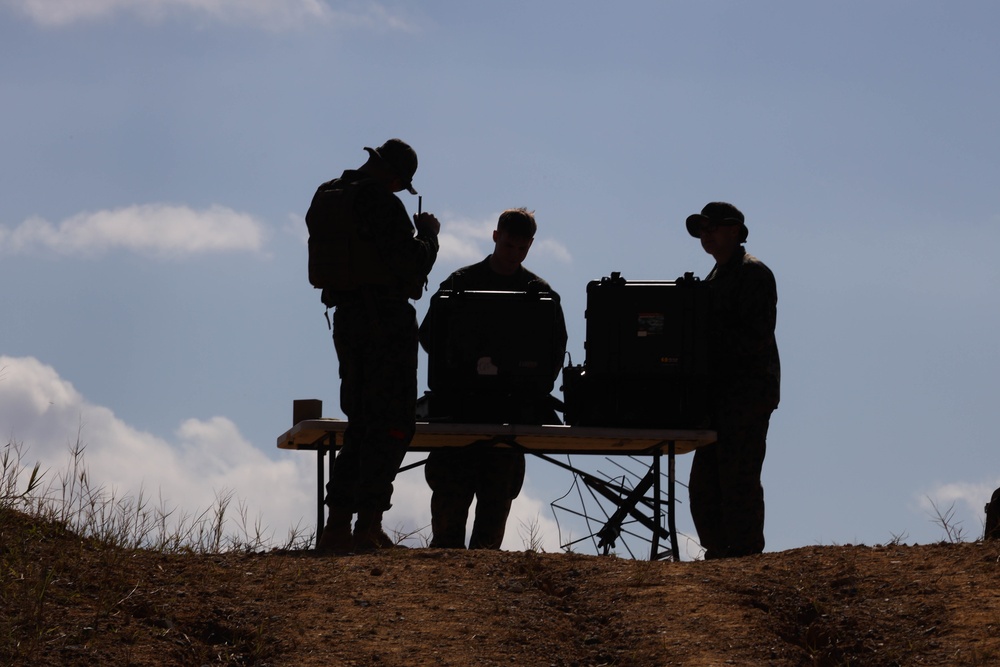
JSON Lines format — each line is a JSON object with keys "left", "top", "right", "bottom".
{"left": 418, "top": 256, "right": 569, "bottom": 387}
{"left": 320, "top": 169, "right": 438, "bottom": 306}
{"left": 705, "top": 246, "right": 781, "bottom": 412}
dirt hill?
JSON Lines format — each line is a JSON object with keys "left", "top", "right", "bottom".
{"left": 2, "top": 509, "right": 999, "bottom": 666}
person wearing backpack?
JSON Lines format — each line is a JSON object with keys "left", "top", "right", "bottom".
{"left": 306, "top": 138, "right": 440, "bottom": 553}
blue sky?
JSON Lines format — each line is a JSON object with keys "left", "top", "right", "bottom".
{"left": 2, "top": 0, "right": 999, "bottom": 557}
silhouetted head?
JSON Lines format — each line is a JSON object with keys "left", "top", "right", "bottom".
{"left": 490, "top": 208, "right": 536, "bottom": 275}
{"left": 497, "top": 207, "right": 537, "bottom": 239}
{"left": 685, "top": 202, "right": 747, "bottom": 242}
{"left": 363, "top": 138, "right": 419, "bottom": 194}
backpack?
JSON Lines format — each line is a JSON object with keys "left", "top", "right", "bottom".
{"left": 304, "top": 177, "right": 392, "bottom": 292}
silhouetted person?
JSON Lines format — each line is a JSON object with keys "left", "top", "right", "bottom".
{"left": 308, "top": 138, "right": 440, "bottom": 553}
{"left": 685, "top": 202, "right": 780, "bottom": 559}
{"left": 419, "top": 208, "right": 567, "bottom": 549}
{"left": 986, "top": 487, "right": 1000, "bottom": 540}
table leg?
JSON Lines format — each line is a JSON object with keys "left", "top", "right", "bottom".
{"left": 668, "top": 441, "right": 679, "bottom": 561}
{"left": 649, "top": 449, "right": 663, "bottom": 560}
{"left": 314, "top": 433, "right": 336, "bottom": 549}
{"left": 315, "top": 443, "right": 326, "bottom": 548}
{"left": 328, "top": 436, "right": 336, "bottom": 498}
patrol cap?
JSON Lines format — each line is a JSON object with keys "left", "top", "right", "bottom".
{"left": 685, "top": 201, "right": 748, "bottom": 242}
{"left": 364, "top": 138, "right": 419, "bottom": 194}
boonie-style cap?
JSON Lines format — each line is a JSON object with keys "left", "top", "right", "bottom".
{"left": 685, "top": 201, "right": 748, "bottom": 242}
{"left": 364, "top": 138, "right": 419, "bottom": 194}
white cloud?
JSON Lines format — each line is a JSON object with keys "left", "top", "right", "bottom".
{"left": 920, "top": 480, "right": 998, "bottom": 539}
{"left": 4, "top": 0, "right": 417, "bottom": 31}
{"left": 0, "top": 204, "right": 267, "bottom": 258}
{"left": 0, "top": 355, "right": 566, "bottom": 552}
{"left": 436, "top": 215, "right": 495, "bottom": 263}
{"left": 0, "top": 355, "right": 313, "bottom": 546}
{"left": 531, "top": 237, "right": 573, "bottom": 264}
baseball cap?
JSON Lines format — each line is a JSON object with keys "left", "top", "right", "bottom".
{"left": 364, "top": 138, "right": 418, "bottom": 194}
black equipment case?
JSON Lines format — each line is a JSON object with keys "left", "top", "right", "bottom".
{"left": 562, "top": 272, "right": 713, "bottom": 429}
{"left": 424, "top": 289, "right": 561, "bottom": 421}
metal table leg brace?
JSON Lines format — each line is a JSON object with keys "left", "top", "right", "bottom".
{"left": 530, "top": 439, "right": 680, "bottom": 561}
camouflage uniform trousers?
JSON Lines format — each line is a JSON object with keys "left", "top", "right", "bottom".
{"left": 424, "top": 445, "right": 526, "bottom": 550}
{"left": 326, "top": 298, "right": 418, "bottom": 513}
{"left": 423, "top": 400, "right": 556, "bottom": 550}
{"left": 689, "top": 401, "right": 772, "bottom": 559}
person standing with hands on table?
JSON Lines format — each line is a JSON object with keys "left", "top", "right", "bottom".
{"left": 684, "top": 202, "right": 780, "bottom": 559}
{"left": 419, "top": 208, "right": 568, "bottom": 549}
{"left": 306, "top": 138, "right": 440, "bottom": 554}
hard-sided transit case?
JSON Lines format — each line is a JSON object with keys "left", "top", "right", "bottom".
{"left": 562, "top": 272, "right": 713, "bottom": 429}
{"left": 424, "top": 289, "right": 562, "bottom": 422}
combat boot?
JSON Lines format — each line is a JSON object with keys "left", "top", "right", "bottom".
{"left": 316, "top": 507, "right": 354, "bottom": 555}
{"left": 353, "top": 510, "right": 396, "bottom": 551}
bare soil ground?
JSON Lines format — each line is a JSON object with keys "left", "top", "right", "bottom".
{"left": 3, "top": 508, "right": 999, "bottom": 666}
